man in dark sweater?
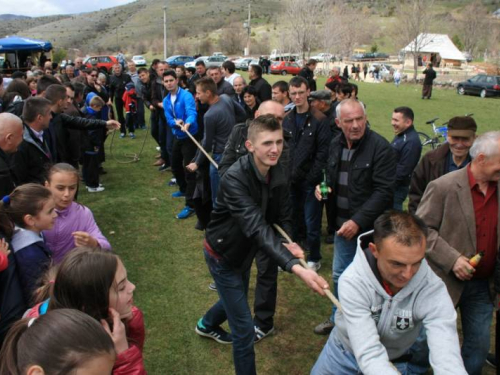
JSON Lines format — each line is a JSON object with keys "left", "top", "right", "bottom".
{"left": 108, "top": 63, "right": 132, "bottom": 128}
{"left": 390, "top": 106, "right": 422, "bottom": 210}
{"left": 207, "top": 66, "right": 235, "bottom": 97}
{"left": 186, "top": 77, "right": 246, "bottom": 205}
{"left": 249, "top": 64, "right": 272, "bottom": 102}
{"left": 422, "top": 63, "right": 437, "bottom": 99}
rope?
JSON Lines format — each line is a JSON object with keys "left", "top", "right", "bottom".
{"left": 108, "top": 117, "right": 150, "bottom": 164}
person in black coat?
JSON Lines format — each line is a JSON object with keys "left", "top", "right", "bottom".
{"left": 298, "top": 59, "right": 317, "bottom": 92}
{"left": 422, "top": 63, "right": 437, "bottom": 99}
{"left": 108, "top": 64, "right": 131, "bottom": 127}
{"left": 249, "top": 64, "right": 272, "bottom": 102}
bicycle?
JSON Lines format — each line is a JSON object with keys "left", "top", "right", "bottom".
{"left": 418, "top": 113, "right": 474, "bottom": 154}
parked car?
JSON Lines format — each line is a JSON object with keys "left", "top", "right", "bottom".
{"left": 84, "top": 55, "right": 118, "bottom": 73}
{"left": 131, "top": 55, "right": 147, "bottom": 66}
{"left": 241, "top": 59, "right": 259, "bottom": 71}
{"left": 235, "top": 58, "right": 253, "bottom": 70}
{"left": 368, "top": 63, "right": 393, "bottom": 79}
{"left": 311, "top": 53, "right": 334, "bottom": 62}
{"left": 205, "top": 55, "right": 227, "bottom": 68}
{"left": 185, "top": 56, "right": 208, "bottom": 69}
{"left": 166, "top": 55, "right": 194, "bottom": 67}
{"left": 270, "top": 60, "right": 301, "bottom": 76}
{"left": 457, "top": 75, "right": 500, "bottom": 98}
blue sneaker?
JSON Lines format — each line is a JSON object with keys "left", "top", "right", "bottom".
{"left": 168, "top": 178, "right": 177, "bottom": 186}
{"left": 176, "top": 206, "right": 195, "bottom": 219}
{"left": 119, "top": 133, "right": 125, "bottom": 138}
{"left": 172, "top": 191, "right": 185, "bottom": 198}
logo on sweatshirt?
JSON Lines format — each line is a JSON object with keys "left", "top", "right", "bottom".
{"left": 396, "top": 317, "right": 410, "bottom": 330}
{"left": 392, "top": 309, "right": 414, "bottom": 331}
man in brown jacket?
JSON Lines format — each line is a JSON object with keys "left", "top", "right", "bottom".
{"left": 416, "top": 131, "right": 500, "bottom": 375}
{"left": 408, "top": 116, "right": 477, "bottom": 214}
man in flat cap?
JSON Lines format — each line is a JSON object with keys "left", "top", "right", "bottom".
{"left": 408, "top": 116, "right": 477, "bottom": 213}
{"left": 416, "top": 131, "right": 500, "bottom": 374}
{"left": 309, "top": 90, "right": 338, "bottom": 136}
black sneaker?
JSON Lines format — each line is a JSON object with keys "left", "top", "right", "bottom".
{"left": 195, "top": 318, "right": 232, "bottom": 344}
{"left": 158, "top": 164, "right": 171, "bottom": 172}
{"left": 254, "top": 326, "right": 274, "bottom": 343}
{"left": 485, "top": 353, "right": 496, "bottom": 368}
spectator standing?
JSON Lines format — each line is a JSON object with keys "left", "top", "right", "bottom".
{"left": 390, "top": 107, "right": 422, "bottom": 210}
{"left": 248, "top": 64, "right": 272, "bottom": 102}
{"left": 314, "top": 99, "right": 396, "bottom": 335}
{"left": 422, "top": 63, "right": 437, "bottom": 99}
{"left": 408, "top": 117, "right": 477, "bottom": 214}
{"left": 222, "top": 60, "right": 241, "bottom": 86}
{"left": 208, "top": 66, "right": 235, "bottom": 97}
{"left": 298, "top": 59, "right": 317, "bottom": 92}
{"left": 271, "top": 81, "right": 294, "bottom": 112}
{"left": 416, "top": 131, "right": 500, "bottom": 374}
{"left": 108, "top": 64, "right": 132, "bottom": 131}
{"left": 233, "top": 76, "right": 246, "bottom": 108}
{"left": 0, "top": 113, "right": 23, "bottom": 196}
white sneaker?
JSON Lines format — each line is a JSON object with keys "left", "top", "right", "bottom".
{"left": 307, "top": 261, "right": 321, "bottom": 272}
{"left": 87, "top": 186, "right": 105, "bottom": 193}
{"left": 156, "top": 146, "right": 161, "bottom": 151}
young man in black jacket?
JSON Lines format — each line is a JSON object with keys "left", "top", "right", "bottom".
{"left": 283, "top": 76, "right": 330, "bottom": 273}
{"left": 108, "top": 63, "right": 131, "bottom": 129}
{"left": 195, "top": 115, "right": 328, "bottom": 375}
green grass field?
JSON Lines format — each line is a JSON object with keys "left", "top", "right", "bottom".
{"left": 79, "top": 77, "right": 498, "bottom": 374}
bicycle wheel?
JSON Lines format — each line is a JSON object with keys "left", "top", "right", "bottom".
{"left": 417, "top": 132, "right": 433, "bottom": 155}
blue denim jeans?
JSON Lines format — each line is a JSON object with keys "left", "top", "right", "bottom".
{"left": 330, "top": 233, "right": 357, "bottom": 323}
{"left": 290, "top": 181, "right": 323, "bottom": 262}
{"left": 210, "top": 153, "right": 223, "bottom": 207}
{"left": 393, "top": 185, "right": 410, "bottom": 211}
{"left": 458, "top": 279, "right": 493, "bottom": 374}
{"left": 311, "top": 328, "right": 427, "bottom": 375}
{"left": 201, "top": 249, "right": 255, "bottom": 375}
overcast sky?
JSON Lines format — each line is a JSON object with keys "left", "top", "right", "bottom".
{"left": 0, "top": 0, "right": 135, "bottom": 17}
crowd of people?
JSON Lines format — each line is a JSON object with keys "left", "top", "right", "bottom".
{"left": 0, "top": 53, "right": 498, "bottom": 375}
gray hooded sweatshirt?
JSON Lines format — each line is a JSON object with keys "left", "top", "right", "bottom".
{"left": 334, "top": 231, "right": 467, "bottom": 375}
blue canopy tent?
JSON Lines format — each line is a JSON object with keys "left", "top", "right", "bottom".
{"left": 0, "top": 36, "right": 53, "bottom": 72}
{"left": 0, "top": 36, "right": 53, "bottom": 53}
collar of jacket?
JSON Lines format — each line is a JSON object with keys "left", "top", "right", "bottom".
{"left": 427, "top": 142, "right": 451, "bottom": 162}
{"left": 339, "top": 127, "right": 371, "bottom": 149}
{"left": 247, "top": 153, "right": 287, "bottom": 190}
{"left": 396, "top": 125, "right": 416, "bottom": 138}
{"left": 22, "top": 123, "right": 50, "bottom": 157}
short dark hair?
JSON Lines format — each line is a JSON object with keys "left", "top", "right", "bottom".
{"left": 222, "top": 60, "right": 236, "bottom": 74}
{"left": 195, "top": 76, "right": 217, "bottom": 95}
{"left": 335, "top": 82, "right": 352, "bottom": 97}
{"left": 5, "top": 78, "right": 31, "bottom": 99}
{"left": 272, "top": 80, "right": 289, "bottom": 93}
{"left": 242, "top": 85, "right": 258, "bottom": 98}
{"left": 195, "top": 60, "right": 206, "bottom": 67}
{"left": 248, "top": 114, "right": 282, "bottom": 141}
{"left": 44, "top": 84, "right": 67, "bottom": 105}
{"left": 373, "top": 211, "right": 428, "bottom": 249}
{"left": 289, "top": 76, "right": 309, "bottom": 89}
{"left": 250, "top": 64, "right": 262, "bottom": 77}
{"left": 163, "top": 70, "right": 177, "bottom": 79}
{"left": 325, "top": 80, "right": 340, "bottom": 92}
{"left": 138, "top": 67, "right": 148, "bottom": 74}
{"left": 72, "top": 82, "right": 85, "bottom": 98}
{"left": 37, "top": 75, "right": 60, "bottom": 95}
{"left": 22, "top": 96, "right": 52, "bottom": 123}
{"left": 63, "top": 82, "right": 75, "bottom": 92}
{"left": 186, "top": 67, "right": 196, "bottom": 75}
{"left": 394, "top": 106, "right": 414, "bottom": 123}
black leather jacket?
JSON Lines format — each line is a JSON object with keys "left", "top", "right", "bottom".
{"left": 326, "top": 128, "right": 396, "bottom": 231}
{"left": 218, "top": 120, "right": 291, "bottom": 178}
{"left": 206, "top": 154, "right": 299, "bottom": 273}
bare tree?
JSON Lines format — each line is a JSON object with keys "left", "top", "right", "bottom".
{"left": 459, "top": 0, "right": 490, "bottom": 58}
{"left": 394, "top": 0, "right": 435, "bottom": 82}
{"left": 281, "top": 0, "right": 324, "bottom": 60}
{"left": 218, "top": 24, "right": 245, "bottom": 55}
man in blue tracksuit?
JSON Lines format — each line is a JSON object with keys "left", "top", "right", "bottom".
{"left": 163, "top": 70, "right": 199, "bottom": 219}
{"left": 390, "top": 107, "right": 422, "bottom": 211}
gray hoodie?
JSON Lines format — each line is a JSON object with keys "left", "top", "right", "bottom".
{"left": 334, "top": 231, "right": 467, "bottom": 375}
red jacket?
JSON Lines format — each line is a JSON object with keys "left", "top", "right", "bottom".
{"left": 122, "top": 89, "right": 137, "bottom": 113}
{"left": 0, "top": 251, "right": 8, "bottom": 272}
{"left": 27, "top": 303, "right": 146, "bottom": 374}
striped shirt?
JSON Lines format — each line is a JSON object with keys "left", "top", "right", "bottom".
{"left": 335, "top": 147, "right": 356, "bottom": 227}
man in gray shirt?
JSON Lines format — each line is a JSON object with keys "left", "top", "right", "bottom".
{"left": 187, "top": 77, "right": 246, "bottom": 204}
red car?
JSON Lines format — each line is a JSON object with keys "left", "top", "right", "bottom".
{"left": 270, "top": 61, "right": 301, "bottom": 76}
{"left": 84, "top": 55, "right": 119, "bottom": 73}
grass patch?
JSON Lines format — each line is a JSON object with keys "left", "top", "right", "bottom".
{"left": 79, "top": 78, "right": 497, "bottom": 374}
